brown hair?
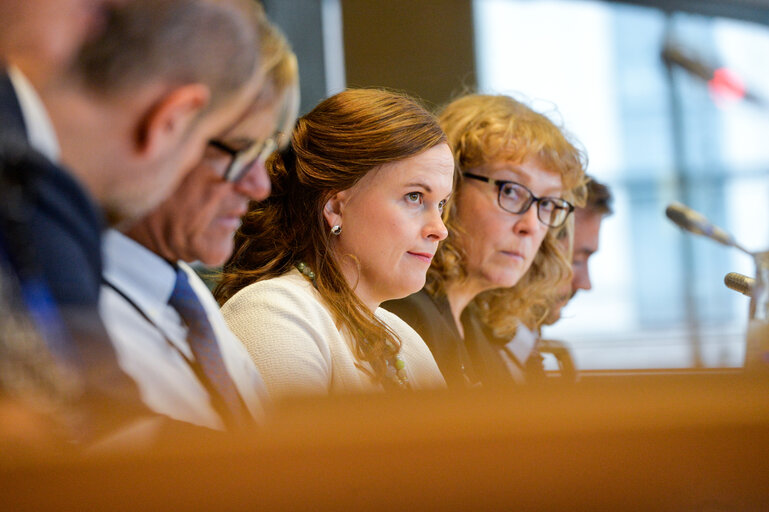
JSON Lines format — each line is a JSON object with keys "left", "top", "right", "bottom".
{"left": 583, "top": 175, "right": 613, "bottom": 216}
{"left": 73, "top": 0, "right": 259, "bottom": 110}
{"left": 215, "top": 88, "right": 446, "bottom": 385}
{"left": 428, "top": 93, "right": 588, "bottom": 336}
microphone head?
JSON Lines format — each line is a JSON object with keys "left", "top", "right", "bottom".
{"left": 661, "top": 44, "right": 712, "bottom": 80}
{"left": 665, "top": 202, "right": 691, "bottom": 231}
{"left": 664, "top": 201, "right": 739, "bottom": 249}
{"left": 724, "top": 272, "right": 754, "bottom": 297}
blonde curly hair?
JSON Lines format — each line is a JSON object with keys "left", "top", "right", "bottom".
{"left": 427, "top": 94, "right": 588, "bottom": 337}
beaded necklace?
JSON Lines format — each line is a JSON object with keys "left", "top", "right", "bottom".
{"left": 294, "top": 261, "right": 409, "bottom": 389}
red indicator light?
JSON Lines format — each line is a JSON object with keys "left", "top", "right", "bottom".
{"left": 708, "top": 67, "right": 746, "bottom": 105}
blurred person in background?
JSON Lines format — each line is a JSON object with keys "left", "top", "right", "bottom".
{"left": 510, "top": 176, "right": 613, "bottom": 383}
{"left": 215, "top": 89, "right": 452, "bottom": 400}
{"left": 385, "top": 94, "right": 587, "bottom": 388}
{"left": 547, "top": 177, "right": 613, "bottom": 322}
{"left": 100, "top": 12, "right": 300, "bottom": 432}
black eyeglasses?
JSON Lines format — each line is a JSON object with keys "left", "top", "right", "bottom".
{"left": 208, "top": 135, "right": 279, "bottom": 183}
{"left": 463, "top": 172, "right": 574, "bottom": 228}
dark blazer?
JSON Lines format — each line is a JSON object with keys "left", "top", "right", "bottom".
{"left": 384, "top": 290, "right": 514, "bottom": 388}
{"left": 0, "top": 68, "right": 27, "bottom": 143}
{"left": 0, "top": 75, "right": 149, "bottom": 438}
{"left": 1, "top": 142, "right": 150, "bottom": 434}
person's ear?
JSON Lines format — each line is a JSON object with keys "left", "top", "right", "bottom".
{"left": 135, "top": 84, "right": 211, "bottom": 158}
{"left": 322, "top": 190, "right": 349, "bottom": 231}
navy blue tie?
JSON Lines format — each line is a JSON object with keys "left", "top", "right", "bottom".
{"left": 168, "top": 267, "right": 250, "bottom": 429}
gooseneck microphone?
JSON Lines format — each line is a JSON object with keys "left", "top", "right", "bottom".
{"left": 724, "top": 272, "right": 755, "bottom": 297}
{"left": 661, "top": 44, "right": 713, "bottom": 82}
{"left": 665, "top": 202, "right": 769, "bottom": 369}
{"left": 664, "top": 202, "right": 752, "bottom": 256}
{"left": 661, "top": 43, "right": 767, "bottom": 109}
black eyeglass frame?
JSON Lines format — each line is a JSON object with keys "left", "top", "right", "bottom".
{"left": 462, "top": 171, "right": 574, "bottom": 228}
{"left": 208, "top": 136, "right": 278, "bottom": 183}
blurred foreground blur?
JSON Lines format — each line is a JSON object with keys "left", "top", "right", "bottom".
{"left": 2, "top": 371, "right": 768, "bottom": 511}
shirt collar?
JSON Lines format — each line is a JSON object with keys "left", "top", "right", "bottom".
{"left": 7, "top": 65, "right": 60, "bottom": 162}
{"left": 102, "top": 229, "right": 178, "bottom": 320}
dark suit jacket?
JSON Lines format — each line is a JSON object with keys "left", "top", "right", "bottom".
{"left": 0, "top": 68, "right": 27, "bottom": 144}
{"left": 0, "top": 72, "right": 148, "bottom": 440}
{"left": 384, "top": 290, "right": 514, "bottom": 388}
{"left": 0, "top": 68, "right": 104, "bottom": 308}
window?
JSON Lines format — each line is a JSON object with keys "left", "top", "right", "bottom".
{"left": 475, "top": 0, "right": 769, "bottom": 369}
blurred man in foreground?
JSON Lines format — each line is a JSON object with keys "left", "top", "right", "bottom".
{"left": 0, "top": 0, "right": 263, "bottom": 445}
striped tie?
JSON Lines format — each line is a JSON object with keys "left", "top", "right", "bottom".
{"left": 168, "top": 267, "right": 250, "bottom": 429}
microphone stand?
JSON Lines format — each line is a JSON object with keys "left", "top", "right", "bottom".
{"left": 662, "top": 18, "right": 703, "bottom": 368}
{"left": 665, "top": 201, "right": 769, "bottom": 372}
{"left": 661, "top": 23, "right": 769, "bottom": 371}
{"left": 746, "top": 251, "right": 769, "bottom": 373}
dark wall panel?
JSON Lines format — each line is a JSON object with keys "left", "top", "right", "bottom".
{"left": 263, "top": 0, "right": 329, "bottom": 115}
{"left": 341, "top": 0, "right": 476, "bottom": 109}
{"left": 612, "top": 0, "right": 769, "bottom": 25}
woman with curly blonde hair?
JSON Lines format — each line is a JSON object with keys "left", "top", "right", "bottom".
{"left": 385, "top": 94, "right": 587, "bottom": 387}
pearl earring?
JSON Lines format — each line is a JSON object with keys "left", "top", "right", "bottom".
{"left": 330, "top": 225, "right": 342, "bottom": 236}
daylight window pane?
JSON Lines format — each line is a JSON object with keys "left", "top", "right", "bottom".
{"left": 474, "top": 0, "right": 769, "bottom": 370}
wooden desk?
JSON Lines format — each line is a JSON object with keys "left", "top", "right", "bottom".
{"left": 3, "top": 373, "right": 768, "bottom": 511}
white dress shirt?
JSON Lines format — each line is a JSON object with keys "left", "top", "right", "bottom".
{"left": 7, "top": 66, "right": 60, "bottom": 161}
{"left": 497, "top": 321, "right": 539, "bottom": 383}
{"left": 99, "top": 230, "right": 268, "bottom": 430}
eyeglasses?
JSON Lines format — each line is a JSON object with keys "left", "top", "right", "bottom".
{"left": 463, "top": 172, "right": 574, "bottom": 228}
{"left": 208, "top": 135, "right": 279, "bottom": 183}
